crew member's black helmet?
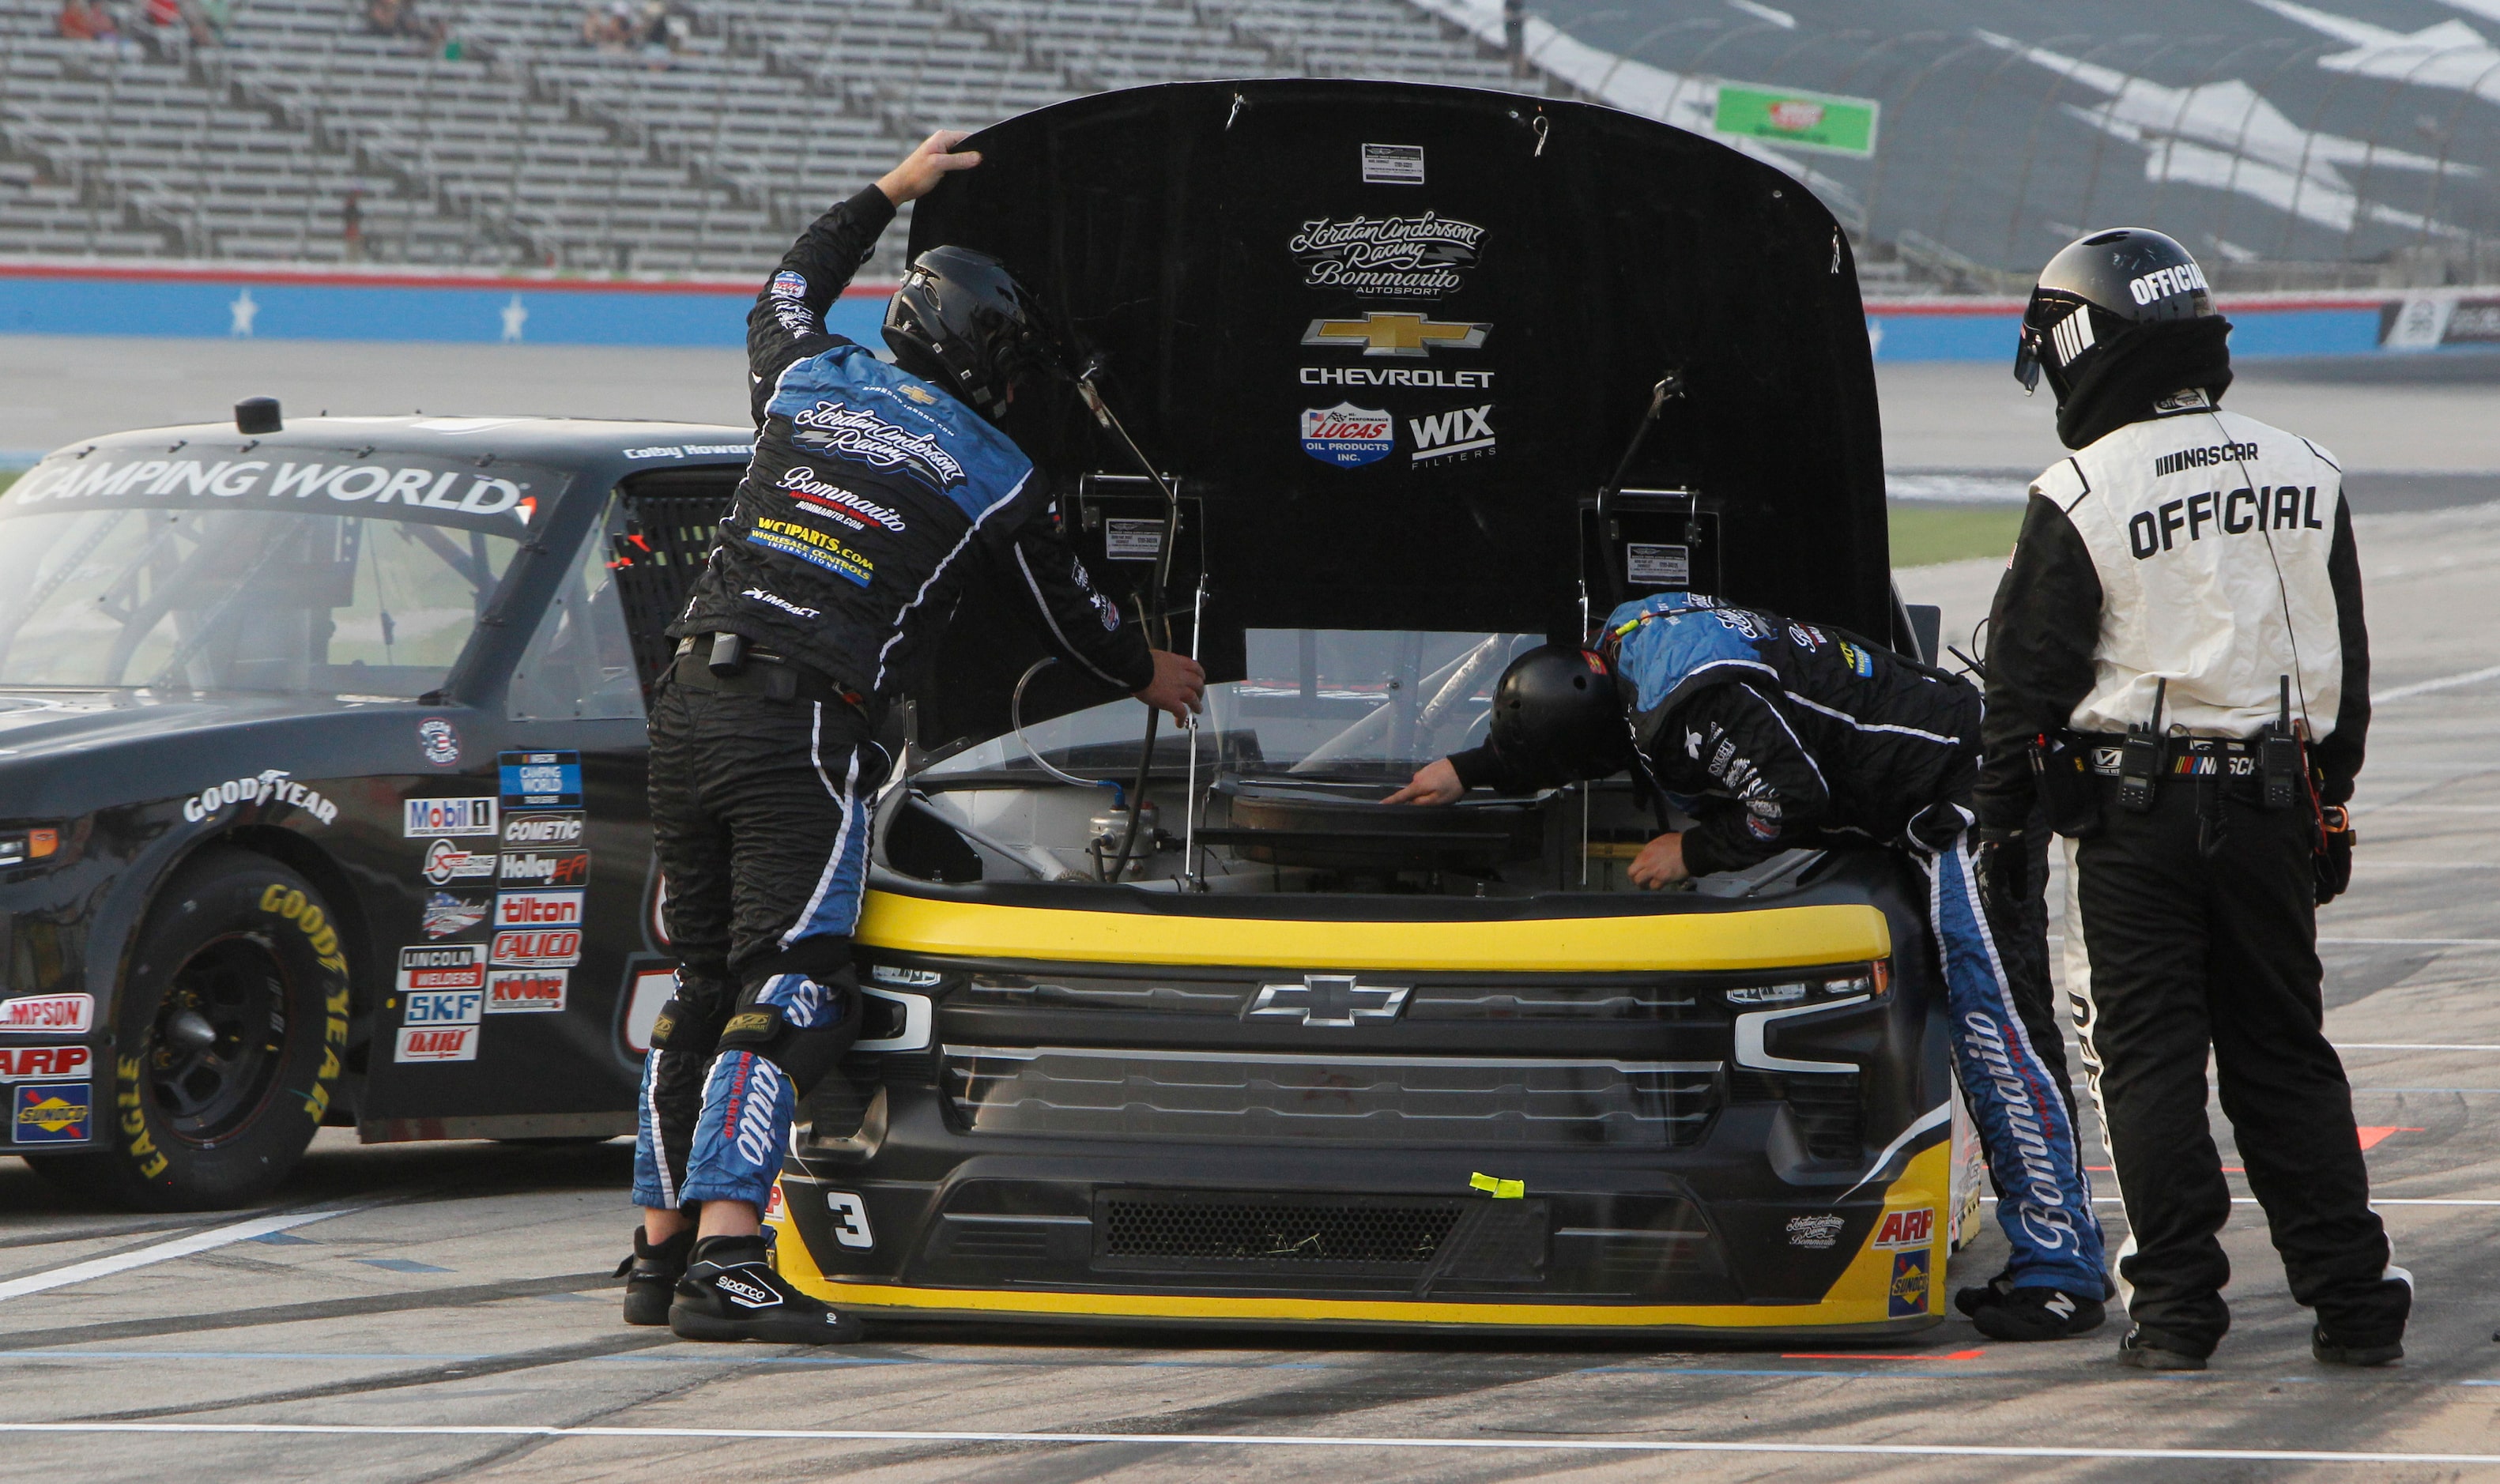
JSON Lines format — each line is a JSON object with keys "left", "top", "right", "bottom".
{"left": 1484, "top": 645, "right": 1634, "bottom": 786}
{"left": 2014, "top": 228, "right": 2217, "bottom": 405}
{"left": 882, "top": 246, "right": 1058, "bottom": 421}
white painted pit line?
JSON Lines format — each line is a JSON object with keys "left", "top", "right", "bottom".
{"left": 0, "top": 1209, "right": 358, "bottom": 1303}
{"left": 4, "top": 1422, "right": 2500, "bottom": 1466}
{"left": 2376, "top": 662, "right": 2500, "bottom": 701}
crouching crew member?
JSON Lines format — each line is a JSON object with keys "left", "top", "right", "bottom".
{"left": 620, "top": 132, "right": 1206, "bottom": 1343}
{"left": 1980, "top": 227, "right": 2406, "bottom": 1370}
{"left": 1389, "top": 595, "right": 2113, "bottom": 1339}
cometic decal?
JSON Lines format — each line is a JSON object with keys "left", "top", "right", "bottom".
{"left": 0, "top": 993, "right": 95, "bottom": 1034}
{"left": 405, "top": 797, "right": 498, "bottom": 838}
{"left": 499, "top": 750, "right": 582, "bottom": 810}
{"left": 13, "top": 1082, "right": 92, "bottom": 1144}
{"left": 181, "top": 770, "right": 338, "bottom": 826}
{"left": 421, "top": 838, "right": 497, "bottom": 885}
{"left": 1289, "top": 213, "right": 1483, "bottom": 299}
{"left": 485, "top": 968, "right": 567, "bottom": 1014}
{"left": 503, "top": 811, "right": 584, "bottom": 848}
{"left": 0, "top": 1045, "right": 92, "bottom": 1083}
{"left": 1299, "top": 404, "right": 1396, "bottom": 468}
{"left": 394, "top": 1026, "right": 479, "bottom": 1063}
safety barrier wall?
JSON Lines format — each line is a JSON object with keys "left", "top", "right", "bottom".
{"left": 2, "top": 262, "right": 2491, "bottom": 359}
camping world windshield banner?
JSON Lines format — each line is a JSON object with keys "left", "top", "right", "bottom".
{"left": 2, "top": 450, "right": 564, "bottom": 531}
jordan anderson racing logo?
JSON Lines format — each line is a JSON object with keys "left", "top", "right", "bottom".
{"left": 788, "top": 401, "right": 964, "bottom": 492}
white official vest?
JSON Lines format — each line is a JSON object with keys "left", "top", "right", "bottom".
{"left": 2031, "top": 401, "right": 2345, "bottom": 740}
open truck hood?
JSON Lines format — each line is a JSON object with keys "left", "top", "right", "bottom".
{"left": 907, "top": 79, "right": 1890, "bottom": 750}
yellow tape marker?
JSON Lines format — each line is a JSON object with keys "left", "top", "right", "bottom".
{"left": 1469, "top": 1173, "right": 1525, "bottom": 1199}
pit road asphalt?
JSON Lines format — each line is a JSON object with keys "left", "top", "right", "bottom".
{"left": 4, "top": 359, "right": 2500, "bottom": 1479}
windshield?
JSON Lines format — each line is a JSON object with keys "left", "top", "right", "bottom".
{"left": 927, "top": 628, "right": 1541, "bottom": 783}
{"left": 0, "top": 503, "right": 522, "bottom": 697}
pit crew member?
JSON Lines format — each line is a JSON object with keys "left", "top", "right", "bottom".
{"left": 1981, "top": 227, "right": 2406, "bottom": 1370}
{"left": 1389, "top": 601, "right": 2113, "bottom": 1339}
{"left": 620, "top": 132, "right": 1207, "bottom": 1343}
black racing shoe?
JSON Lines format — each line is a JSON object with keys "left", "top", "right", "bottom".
{"left": 616, "top": 1226, "right": 694, "bottom": 1327}
{"left": 2312, "top": 1328, "right": 2404, "bottom": 1367}
{"left": 1955, "top": 1270, "right": 2016, "bottom": 1317}
{"left": 2117, "top": 1326, "right": 2209, "bottom": 1371}
{"left": 669, "top": 1235, "right": 862, "bottom": 1345}
{"left": 1971, "top": 1286, "right": 2106, "bottom": 1341}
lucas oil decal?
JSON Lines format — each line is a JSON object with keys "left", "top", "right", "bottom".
{"left": 1300, "top": 403, "right": 1395, "bottom": 468}
{"left": 1888, "top": 1249, "right": 1932, "bottom": 1318}
{"left": 13, "top": 1082, "right": 92, "bottom": 1144}
{"left": 0, "top": 1045, "right": 92, "bottom": 1083}
{"left": 485, "top": 968, "right": 567, "bottom": 1014}
{"left": 499, "top": 750, "right": 581, "bottom": 810}
{"left": 0, "top": 993, "right": 95, "bottom": 1034}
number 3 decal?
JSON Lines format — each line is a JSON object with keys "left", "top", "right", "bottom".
{"left": 826, "top": 1191, "right": 874, "bottom": 1249}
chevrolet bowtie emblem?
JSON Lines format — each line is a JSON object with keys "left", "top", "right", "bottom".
{"left": 1301, "top": 313, "right": 1491, "bottom": 359}
{"left": 1246, "top": 974, "right": 1409, "bottom": 1026}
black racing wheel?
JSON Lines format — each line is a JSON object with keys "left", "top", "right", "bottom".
{"left": 32, "top": 848, "right": 352, "bottom": 1211}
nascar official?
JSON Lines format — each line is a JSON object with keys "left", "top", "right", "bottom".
{"left": 1979, "top": 228, "right": 2408, "bottom": 1370}
{"left": 617, "top": 132, "right": 1206, "bottom": 1343}
{"left": 1390, "top": 595, "right": 2114, "bottom": 1339}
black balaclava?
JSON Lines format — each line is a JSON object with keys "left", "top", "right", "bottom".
{"left": 2056, "top": 316, "right": 2235, "bottom": 450}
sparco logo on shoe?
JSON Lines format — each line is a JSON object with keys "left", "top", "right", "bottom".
{"left": 183, "top": 769, "right": 339, "bottom": 826}
{"left": 716, "top": 1274, "right": 778, "bottom": 1309}
{"left": 422, "top": 838, "right": 496, "bottom": 885}
{"left": 502, "top": 811, "right": 584, "bottom": 847}
{"left": 0, "top": 994, "right": 95, "bottom": 1034}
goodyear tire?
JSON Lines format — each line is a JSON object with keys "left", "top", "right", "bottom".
{"left": 36, "top": 849, "right": 351, "bottom": 1211}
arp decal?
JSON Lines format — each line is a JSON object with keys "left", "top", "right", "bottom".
{"left": 421, "top": 838, "right": 497, "bottom": 885}
{"left": 0, "top": 993, "right": 95, "bottom": 1034}
{"left": 1888, "top": 1249, "right": 1932, "bottom": 1318}
{"left": 181, "top": 769, "right": 338, "bottom": 826}
{"left": 499, "top": 750, "right": 582, "bottom": 810}
{"left": 396, "top": 944, "right": 487, "bottom": 995}
{"left": 499, "top": 850, "right": 590, "bottom": 887}
{"left": 492, "top": 928, "right": 583, "bottom": 969}
{"left": 394, "top": 1025, "right": 479, "bottom": 1063}
{"left": 1872, "top": 1207, "right": 1936, "bottom": 1250}
{"left": 404, "top": 989, "right": 485, "bottom": 1026}
{"left": 404, "top": 797, "right": 498, "bottom": 838}
{"left": 417, "top": 716, "right": 461, "bottom": 767}
{"left": 485, "top": 968, "right": 567, "bottom": 1014}
{"left": 503, "top": 811, "right": 585, "bottom": 848}
{"left": 13, "top": 1082, "right": 92, "bottom": 1144}
{"left": 0, "top": 1045, "right": 92, "bottom": 1083}
{"left": 1299, "top": 403, "right": 1396, "bottom": 468}
{"left": 496, "top": 891, "right": 585, "bottom": 930}
{"left": 421, "top": 891, "right": 492, "bottom": 940}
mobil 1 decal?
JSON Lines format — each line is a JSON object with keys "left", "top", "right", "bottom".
{"left": 500, "top": 750, "right": 582, "bottom": 811}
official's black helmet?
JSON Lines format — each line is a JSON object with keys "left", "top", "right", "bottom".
{"left": 882, "top": 246, "right": 1058, "bottom": 420}
{"left": 1484, "top": 645, "right": 1634, "bottom": 786}
{"left": 2014, "top": 228, "right": 2218, "bottom": 405}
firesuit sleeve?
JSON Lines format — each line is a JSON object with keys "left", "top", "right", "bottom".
{"left": 1975, "top": 492, "right": 2105, "bottom": 833}
{"left": 1667, "top": 684, "right": 1833, "bottom": 877}
{"left": 747, "top": 185, "right": 897, "bottom": 424}
{"left": 2310, "top": 495, "right": 2369, "bottom": 805}
{"left": 990, "top": 499, "right": 1156, "bottom": 693}
{"left": 1446, "top": 743, "right": 1524, "bottom": 793}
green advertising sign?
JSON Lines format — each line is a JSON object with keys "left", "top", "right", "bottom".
{"left": 1712, "top": 81, "right": 1880, "bottom": 157}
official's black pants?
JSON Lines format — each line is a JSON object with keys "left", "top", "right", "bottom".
{"left": 631, "top": 669, "right": 890, "bottom": 1212}
{"left": 2065, "top": 778, "right": 2409, "bottom": 1355}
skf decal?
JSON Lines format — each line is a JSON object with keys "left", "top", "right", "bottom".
{"left": 14, "top": 1082, "right": 92, "bottom": 1144}
{"left": 1888, "top": 1249, "right": 1933, "bottom": 1318}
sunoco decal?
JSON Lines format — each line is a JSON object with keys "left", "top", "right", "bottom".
{"left": 1290, "top": 213, "right": 1483, "bottom": 299}
{"left": 182, "top": 770, "right": 338, "bottom": 826}
{"left": 395, "top": 1026, "right": 478, "bottom": 1063}
{"left": 1888, "top": 1249, "right": 1931, "bottom": 1317}
{"left": 0, "top": 1045, "right": 92, "bottom": 1083}
{"left": 1300, "top": 404, "right": 1395, "bottom": 468}
{"left": 503, "top": 811, "right": 584, "bottom": 848}
{"left": 421, "top": 839, "right": 496, "bottom": 886}
{"left": 492, "top": 928, "right": 583, "bottom": 968}
{"left": 0, "top": 994, "right": 94, "bottom": 1035}
{"left": 397, "top": 944, "right": 486, "bottom": 995}
{"left": 405, "top": 797, "right": 497, "bottom": 838}
{"left": 486, "top": 968, "right": 567, "bottom": 1014}
{"left": 499, "top": 750, "right": 581, "bottom": 810}
{"left": 13, "top": 1083, "right": 91, "bottom": 1144}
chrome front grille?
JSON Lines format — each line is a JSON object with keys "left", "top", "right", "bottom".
{"left": 942, "top": 1045, "right": 1724, "bottom": 1147}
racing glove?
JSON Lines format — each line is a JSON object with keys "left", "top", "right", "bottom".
{"left": 1971, "top": 826, "right": 2031, "bottom": 920}
{"left": 2314, "top": 804, "right": 2355, "bottom": 906}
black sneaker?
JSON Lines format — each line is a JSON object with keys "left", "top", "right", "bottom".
{"left": 1955, "top": 1271, "right": 2016, "bottom": 1317}
{"left": 669, "top": 1235, "right": 862, "bottom": 1345}
{"left": 2117, "top": 1326, "right": 2208, "bottom": 1371}
{"left": 1972, "top": 1286, "right": 2106, "bottom": 1341}
{"left": 2312, "top": 1328, "right": 2404, "bottom": 1367}
{"left": 615, "top": 1226, "right": 693, "bottom": 1328}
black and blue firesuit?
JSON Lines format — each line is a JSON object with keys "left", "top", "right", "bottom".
{"left": 632, "top": 187, "right": 1152, "bottom": 1217}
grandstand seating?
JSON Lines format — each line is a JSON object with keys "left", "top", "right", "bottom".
{"left": 0, "top": 0, "right": 1538, "bottom": 274}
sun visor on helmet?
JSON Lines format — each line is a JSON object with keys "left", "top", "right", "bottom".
{"left": 903, "top": 80, "right": 1889, "bottom": 747}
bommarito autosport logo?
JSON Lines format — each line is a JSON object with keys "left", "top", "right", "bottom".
{"left": 1289, "top": 213, "right": 1484, "bottom": 299}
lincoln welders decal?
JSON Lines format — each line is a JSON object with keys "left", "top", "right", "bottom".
{"left": 1300, "top": 404, "right": 1395, "bottom": 468}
